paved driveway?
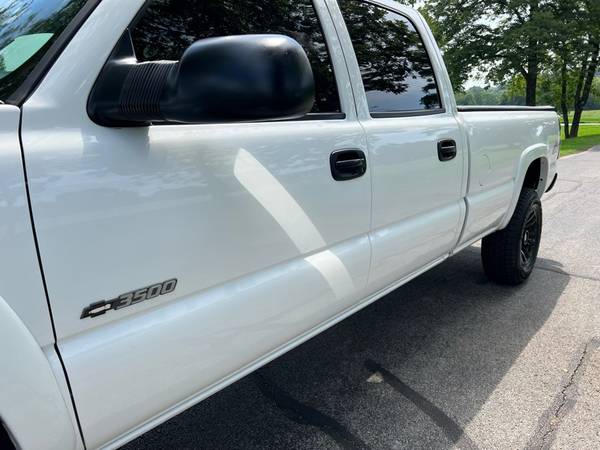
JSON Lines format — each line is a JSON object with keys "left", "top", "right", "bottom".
{"left": 125, "top": 148, "right": 600, "bottom": 450}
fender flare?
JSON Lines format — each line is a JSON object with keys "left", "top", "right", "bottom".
{"left": 0, "top": 295, "right": 77, "bottom": 450}
{"left": 499, "top": 144, "right": 549, "bottom": 229}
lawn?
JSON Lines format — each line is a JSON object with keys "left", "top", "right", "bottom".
{"left": 560, "top": 124, "right": 600, "bottom": 157}
{"left": 560, "top": 109, "right": 600, "bottom": 124}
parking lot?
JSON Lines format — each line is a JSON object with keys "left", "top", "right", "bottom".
{"left": 125, "top": 148, "right": 600, "bottom": 450}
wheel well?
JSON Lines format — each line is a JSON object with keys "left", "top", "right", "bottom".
{"left": 523, "top": 158, "right": 541, "bottom": 191}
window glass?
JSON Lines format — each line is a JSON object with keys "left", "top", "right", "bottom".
{"left": 338, "top": 0, "right": 442, "bottom": 114}
{"left": 131, "top": 0, "right": 341, "bottom": 115}
{"left": 0, "top": 0, "right": 86, "bottom": 102}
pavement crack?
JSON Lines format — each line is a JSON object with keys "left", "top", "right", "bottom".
{"left": 252, "top": 372, "right": 371, "bottom": 450}
{"left": 364, "top": 360, "right": 479, "bottom": 450}
{"left": 539, "top": 346, "right": 588, "bottom": 445}
{"left": 525, "top": 339, "right": 600, "bottom": 450}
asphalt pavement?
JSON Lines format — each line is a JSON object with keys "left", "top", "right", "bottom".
{"left": 124, "top": 147, "right": 600, "bottom": 450}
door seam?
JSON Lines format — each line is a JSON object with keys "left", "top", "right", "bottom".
{"left": 322, "top": 0, "right": 375, "bottom": 284}
{"left": 18, "top": 109, "right": 87, "bottom": 449}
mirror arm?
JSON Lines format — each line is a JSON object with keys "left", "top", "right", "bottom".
{"left": 87, "top": 30, "right": 176, "bottom": 127}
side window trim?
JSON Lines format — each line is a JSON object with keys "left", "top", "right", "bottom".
{"left": 337, "top": 0, "right": 445, "bottom": 119}
{"left": 127, "top": 0, "right": 346, "bottom": 122}
{"left": 370, "top": 108, "right": 446, "bottom": 119}
{"left": 298, "top": 112, "right": 347, "bottom": 120}
{"left": 308, "top": 0, "right": 353, "bottom": 120}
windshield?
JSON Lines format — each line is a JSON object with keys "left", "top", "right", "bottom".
{"left": 0, "top": 0, "right": 86, "bottom": 103}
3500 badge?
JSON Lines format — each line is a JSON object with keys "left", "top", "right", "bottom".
{"left": 80, "top": 279, "right": 177, "bottom": 319}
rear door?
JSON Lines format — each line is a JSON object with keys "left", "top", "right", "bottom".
{"left": 20, "top": 0, "right": 371, "bottom": 447}
{"left": 330, "top": 0, "right": 466, "bottom": 291}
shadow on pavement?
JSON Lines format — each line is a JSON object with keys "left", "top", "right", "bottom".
{"left": 124, "top": 247, "right": 569, "bottom": 450}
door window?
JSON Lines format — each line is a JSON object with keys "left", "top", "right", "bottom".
{"left": 130, "top": 0, "right": 341, "bottom": 116}
{"left": 338, "top": 0, "right": 442, "bottom": 116}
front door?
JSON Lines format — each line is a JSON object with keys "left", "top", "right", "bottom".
{"left": 20, "top": 0, "right": 371, "bottom": 447}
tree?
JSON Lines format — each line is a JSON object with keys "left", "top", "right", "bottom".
{"left": 542, "top": 0, "right": 600, "bottom": 138}
{"left": 454, "top": 85, "right": 511, "bottom": 105}
{"left": 568, "top": 0, "right": 600, "bottom": 137}
{"left": 422, "top": 0, "right": 555, "bottom": 105}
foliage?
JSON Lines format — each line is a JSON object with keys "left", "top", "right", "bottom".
{"left": 454, "top": 85, "right": 527, "bottom": 105}
{"left": 455, "top": 87, "right": 502, "bottom": 105}
{"left": 421, "top": 0, "right": 557, "bottom": 105}
{"left": 541, "top": 0, "right": 599, "bottom": 137}
{"left": 456, "top": 80, "right": 600, "bottom": 109}
{"left": 423, "top": 0, "right": 600, "bottom": 136}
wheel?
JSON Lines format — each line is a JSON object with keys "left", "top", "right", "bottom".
{"left": 481, "top": 188, "right": 542, "bottom": 285}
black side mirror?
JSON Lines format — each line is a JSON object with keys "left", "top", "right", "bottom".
{"left": 88, "top": 31, "right": 315, "bottom": 127}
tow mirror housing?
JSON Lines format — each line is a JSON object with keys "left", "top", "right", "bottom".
{"left": 88, "top": 31, "right": 315, "bottom": 127}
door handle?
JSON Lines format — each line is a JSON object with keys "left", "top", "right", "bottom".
{"left": 438, "top": 140, "right": 457, "bottom": 161}
{"left": 330, "top": 149, "right": 367, "bottom": 181}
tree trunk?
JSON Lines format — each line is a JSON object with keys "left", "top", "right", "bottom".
{"left": 525, "top": 4, "right": 539, "bottom": 106}
{"left": 525, "top": 71, "right": 537, "bottom": 106}
{"left": 525, "top": 37, "right": 538, "bottom": 106}
{"left": 560, "top": 59, "right": 570, "bottom": 139}
{"left": 571, "top": 108, "right": 583, "bottom": 138}
{"left": 570, "top": 42, "right": 600, "bottom": 138}
{"left": 571, "top": 52, "right": 593, "bottom": 138}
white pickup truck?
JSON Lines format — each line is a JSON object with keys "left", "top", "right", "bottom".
{"left": 0, "top": 0, "right": 560, "bottom": 449}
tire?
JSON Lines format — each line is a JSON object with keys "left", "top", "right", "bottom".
{"left": 481, "top": 188, "right": 542, "bottom": 285}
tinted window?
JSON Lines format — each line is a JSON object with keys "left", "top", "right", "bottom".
{"left": 0, "top": 0, "right": 86, "bottom": 102}
{"left": 131, "top": 0, "right": 341, "bottom": 115}
{"left": 338, "top": 0, "right": 442, "bottom": 114}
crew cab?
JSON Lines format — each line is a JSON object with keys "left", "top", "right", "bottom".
{"left": 0, "top": 0, "right": 559, "bottom": 449}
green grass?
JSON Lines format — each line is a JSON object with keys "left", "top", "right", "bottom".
{"left": 560, "top": 124, "right": 600, "bottom": 157}
{"left": 560, "top": 109, "right": 600, "bottom": 124}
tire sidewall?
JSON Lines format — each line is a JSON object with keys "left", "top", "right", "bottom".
{"left": 517, "top": 194, "right": 542, "bottom": 280}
